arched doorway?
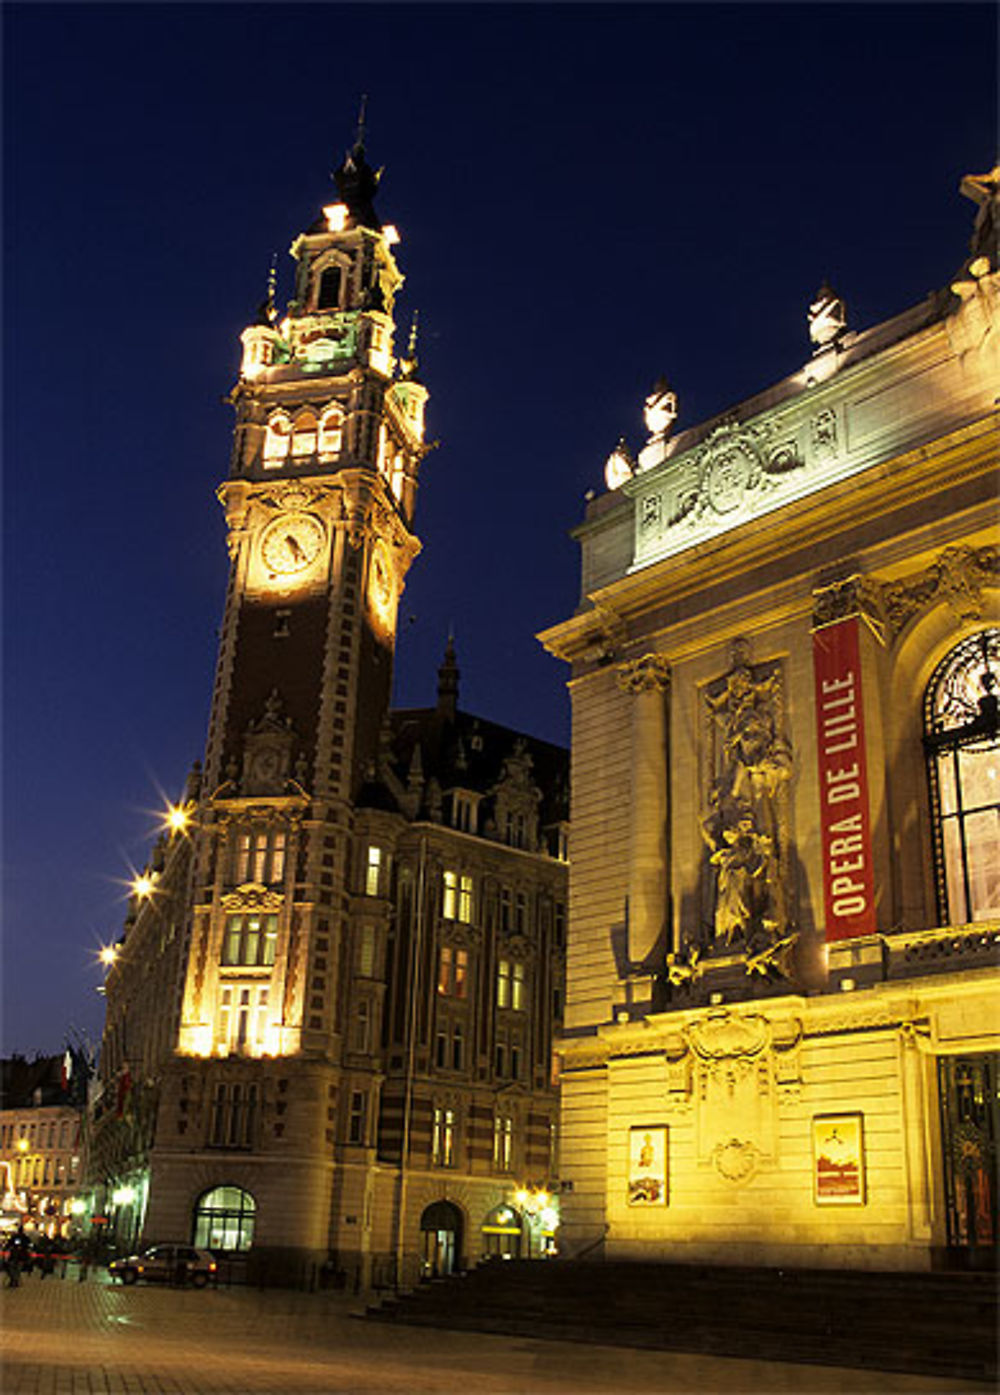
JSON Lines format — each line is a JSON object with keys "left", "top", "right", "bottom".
{"left": 192, "top": 1185, "right": 256, "bottom": 1253}
{"left": 420, "top": 1199, "right": 462, "bottom": 1277}
{"left": 481, "top": 1202, "right": 522, "bottom": 1259}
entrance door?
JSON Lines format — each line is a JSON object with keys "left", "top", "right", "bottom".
{"left": 938, "top": 1054, "right": 998, "bottom": 1265}
{"left": 419, "top": 1200, "right": 462, "bottom": 1277}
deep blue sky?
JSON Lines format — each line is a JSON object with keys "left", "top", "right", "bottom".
{"left": 3, "top": 4, "right": 996, "bottom": 1056}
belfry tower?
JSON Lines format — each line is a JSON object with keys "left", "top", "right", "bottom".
{"left": 93, "top": 127, "right": 568, "bottom": 1289}
{"left": 96, "top": 131, "right": 430, "bottom": 1277}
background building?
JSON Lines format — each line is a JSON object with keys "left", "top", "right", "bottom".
{"left": 540, "top": 167, "right": 998, "bottom": 1271}
{"left": 1, "top": 1052, "right": 89, "bottom": 1239}
{"left": 89, "top": 134, "right": 567, "bottom": 1286}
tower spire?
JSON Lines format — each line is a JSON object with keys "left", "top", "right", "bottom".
{"left": 401, "top": 310, "right": 420, "bottom": 379}
{"left": 354, "top": 93, "right": 368, "bottom": 154}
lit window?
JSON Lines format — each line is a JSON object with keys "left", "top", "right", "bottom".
{"left": 512, "top": 961, "right": 526, "bottom": 1011}
{"left": 319, "top": 406, "right": 344, "bottom": 461}
{"left": 221, "top": 914, "right": 277, "bottom": 967}
{"left": 497, "top": 959, "right": 511, "bottom": 1009}
{"left": 442, "top": 870, "right": 458, "bottom": 920}
{"left": 493, "top": 1115, "right": 513, "bottom": 1170}
{"left": 432, "top": 1107, "right": 455, "bottom": 1166}
{"left": 215, "top": 983, "right": 270, "bottom": 1055}
{"left": 459, "top": 874, "right": 473, "bottom": 924}
{"left": 263, "top": 414, "right": 291, "bottom": 467}
{"left": 366, "top": 846, "right": 383, "bottom": 897}
{"left": 924, "top": 630, "right": 1000, "bottom": 923}
{"left": 291, "top": 412, "right": 318, "bottom": 457}
{"left": 438, "top": 946, "right": 468, "bottom": 998}
{"left": 232, "top": 827, "right": 285, "bottom": 885}
{"left": 438, "top": 945, "right": 453, "bottom": 995}
{"left": 193, "top": 1185, "right": 255, "bottom": 1252}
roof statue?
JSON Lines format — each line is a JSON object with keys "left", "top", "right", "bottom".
{"left": 959, "top": 163, "right": 1000, "bottom": 269}
{"left": 808, "top": 281, "right": 847, "bottom": 351}
{"left": 637, "top": 378, "right": 679, "bottom": 472}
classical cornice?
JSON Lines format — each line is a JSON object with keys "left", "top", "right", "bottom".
{"left": 538, "top": 414, "right": 996, "bottom": 665}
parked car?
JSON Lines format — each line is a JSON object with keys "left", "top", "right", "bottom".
{"left": 109, "top": 1244, "right": 217, "bottom": 1287}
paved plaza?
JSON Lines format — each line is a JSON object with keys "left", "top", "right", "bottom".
{"left": 0, "top": 1270, "right": 991, "bottom": 1395}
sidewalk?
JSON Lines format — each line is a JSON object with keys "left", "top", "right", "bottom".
{"left": 1, "top": 1269, "right": 992, "bottom": 1394}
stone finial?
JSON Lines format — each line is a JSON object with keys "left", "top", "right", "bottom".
{"left": 808, "top": 281, "right": 847, "bottom": 351}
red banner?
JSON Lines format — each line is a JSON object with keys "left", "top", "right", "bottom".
{"left": 812, "top": 616, "right": 876, "bottom": 941}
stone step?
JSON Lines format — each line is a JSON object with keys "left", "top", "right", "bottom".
{"left": 365, "top": 1260, "right": 998, "bottom": 1383}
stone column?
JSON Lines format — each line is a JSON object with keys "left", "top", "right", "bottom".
{"left": 617, "top": 653, "right": 671, "bottom": 969}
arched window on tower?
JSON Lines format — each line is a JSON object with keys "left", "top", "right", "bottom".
{"left": 291, "top": 411, "right": 318, "bottom": 458}
{"left": 316, "top": 264, "right": 342, "bottom": 310}
{"left": 263, "top": 413, "right": 291, "bottom": 468}
{"left": 924, "top": 629, "right": 1000, "bottom": 924}
{"left": 318, "top": 406, "right": 344, "bottom": 462}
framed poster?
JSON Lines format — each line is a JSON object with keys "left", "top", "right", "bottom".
{"left": 628, "top": 1125, "right": 668, "bottom": 1205}
{"left": 812, "top": 1113, "right": 865, "bottom": 1205}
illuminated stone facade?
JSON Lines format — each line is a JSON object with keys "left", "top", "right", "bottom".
{"left": 540, "top": 168, "right": 999, "bottom": 1271}
{"left": 92, "top": 137, "right": 567, "bottom": 1286}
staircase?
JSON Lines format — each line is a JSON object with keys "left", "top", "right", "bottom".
{"left": 365, "top": 1259, "right": 998, "bottom": 1383}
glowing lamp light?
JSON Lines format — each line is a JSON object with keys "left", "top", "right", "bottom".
{"left": 166, "top": 803, "right": 190, "bottom": 834}
{"left": 111, "top": 1186, "right": 136, "bottom": 1206}
{"left": 381, "top": 224, "right": 400, "bottom": 246}
{"left": 514, "top": 1189, "right": 529, "bottom": 1207}
{"left": 323, "top": 203, "right": 349, "bottom": 233}
{"left": 132, "top": 873, "right": 155, "bottom": 899}
{"left": 69, "top": 1199, "right": 87, "bottom": 1216}
{"left": 99, "top": 946, "right": 119, "bottom": 968}
{"left": 16, "top": 1138, "right": 29, "bottom": 1153}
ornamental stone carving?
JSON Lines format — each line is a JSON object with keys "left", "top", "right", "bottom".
{"left": 220, "top": 883, "right": 284, "bottom": 913}
{"left": 700, "top": 642, "right": 794, "bottom": 965}
{"left": 712, "top": 1137, "right": 760, "bottom": 1183}
{"left": 810, "top": 407, "right": 838, "bottom": 460}
{"left": 617, "top": 652, "right": 671, "bottom": 695}
{"left": 811, "top": 574, "right": 886, "bottom": 638}
{"left": 882, "top": 545, "right": 1000, "bottom": 640}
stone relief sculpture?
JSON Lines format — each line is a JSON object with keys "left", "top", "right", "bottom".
{"left": 700, "top": 640, "right": 795, "bottom": 974}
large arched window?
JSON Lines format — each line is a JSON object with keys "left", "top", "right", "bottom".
{"left": 924, "top": 629, "right": 1000, "bottom": 924}
{"left": 193, "top": 1184, "right": 256, "bottom": 1252}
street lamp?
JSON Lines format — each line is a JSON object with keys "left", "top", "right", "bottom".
{"left": 513, "top": 1186, "right": 557, "bottom": 1259}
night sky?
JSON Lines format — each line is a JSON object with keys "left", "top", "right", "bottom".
{"left": 4, "top": 4, "right": 996, "bottom": 1057}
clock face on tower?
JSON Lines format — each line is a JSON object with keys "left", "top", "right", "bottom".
{"left": 259, "top": 513, "right": 326, "bottom": 578}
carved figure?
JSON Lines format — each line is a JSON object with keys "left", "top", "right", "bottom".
{"left": 701, "top": 646, "right": 794, "bottom": 961}
{"left": 709, "top": 816, "right": 773, "bottom": 945}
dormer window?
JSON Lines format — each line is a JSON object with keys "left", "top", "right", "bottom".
{"left": 317, "top": 265, "right": 342, "bottom": 310}
{"left": 263, "top": 414, "right": 291, "bottom": 468}
{"left": 292, "top": 412, "right": 318, "bottom": 458}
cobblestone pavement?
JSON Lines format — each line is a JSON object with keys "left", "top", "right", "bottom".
{"left": 0, "top": 1269, "right": 991, "bottom": 1395}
